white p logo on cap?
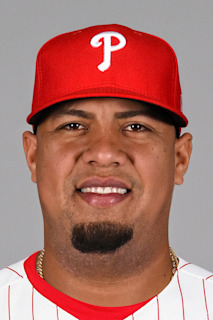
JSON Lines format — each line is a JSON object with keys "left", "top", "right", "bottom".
{"left": 90, "top": 31, "right": 126, "bottom": 72}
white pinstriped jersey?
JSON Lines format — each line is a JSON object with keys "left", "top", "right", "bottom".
{"left": 0, "top": 253, "right": 212, "bottom": 319}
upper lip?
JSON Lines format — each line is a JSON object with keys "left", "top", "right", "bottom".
{"left": 77, "top": 178, "right": 131, "bottom": 190}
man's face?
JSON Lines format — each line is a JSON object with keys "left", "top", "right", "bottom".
{"left": 23, "top": 98, "right": 191, "bottom": 269}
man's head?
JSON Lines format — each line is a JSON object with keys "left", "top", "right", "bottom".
{"left": 23, "top": 25, "right": 192, "bottom": 274}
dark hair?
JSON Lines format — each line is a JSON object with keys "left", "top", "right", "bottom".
{"left": 31, "top": 101, "right": 66, "bottom": 134}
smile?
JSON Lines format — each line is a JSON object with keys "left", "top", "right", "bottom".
{"left": 80, "top": 187, "right": 128, "bottom": 195}
{"left": 76, "top": 178, "right": 131, "bottom": 208}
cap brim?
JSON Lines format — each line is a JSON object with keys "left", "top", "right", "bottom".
{"left": 28, "top": 87, "right": 188, "bottom": 127}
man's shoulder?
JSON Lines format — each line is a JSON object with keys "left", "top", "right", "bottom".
{"left": 0, "top": 259, "right": 27, "bottom": 289}
{"left": 178, "top": 258, "right": 213, "bottom": 282}
{"left": 170, "top": 258, "right": 213, "bottom": 310}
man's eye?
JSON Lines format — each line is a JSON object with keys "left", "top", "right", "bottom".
{"left": 63, "top": 123, "right": 85, "bottom": 130}
{"left": 123, "top": 123, "right": 147, "bottom": 132}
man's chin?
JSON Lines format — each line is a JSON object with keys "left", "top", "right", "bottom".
{"left": 71, "top": 221, "right": 133, "bottom": 254}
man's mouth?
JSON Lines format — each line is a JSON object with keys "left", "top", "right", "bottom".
{"left": 76, "top": 178, "right": 131, "bottom": 208}
{"left": 79, "top": 187, "right": 128, "bottom": 195}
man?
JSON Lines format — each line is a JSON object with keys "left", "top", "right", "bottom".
{"left": 0, "top": 24, "right": 212, "bottom": 319}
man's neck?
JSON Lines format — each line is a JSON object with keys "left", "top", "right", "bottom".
{"left": 41, "top": 245, "right": 173, "bottom": 307}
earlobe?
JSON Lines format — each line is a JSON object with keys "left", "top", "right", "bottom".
{"left": 23, "top": 131, "right": 38, "bottom": 183}
{"left": 174, "top": 133, "right": 193, "bottom": 185}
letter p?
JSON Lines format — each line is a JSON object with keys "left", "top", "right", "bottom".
{"left": 90, "top": 31, "right": 126, "bottom": 72}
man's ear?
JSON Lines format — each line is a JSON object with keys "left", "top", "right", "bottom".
{"left": 23, "top": 131, "right": 37, "bottom": 183}
{"left": 174, "top": 133, "right": 193, "bottom": 185}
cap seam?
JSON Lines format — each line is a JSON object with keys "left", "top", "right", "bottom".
{"left": 37, "top": 83, "right": 173, "bottom": 108}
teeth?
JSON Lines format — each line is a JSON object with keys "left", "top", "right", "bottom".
{"left": 80, "top": 187, "right": 128, "bottom": 195}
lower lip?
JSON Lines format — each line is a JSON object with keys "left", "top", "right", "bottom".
{"left": 77, "top": 191, "right": 130, "bottom": 208}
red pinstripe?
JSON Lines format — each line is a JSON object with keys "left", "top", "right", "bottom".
{"left": 132, "top": 314, "right": 134, "bottom": 320}
{"left": 206, "top": 275, "right": 213, "bottom": 281}
{"left": 32, "top": 287, "right": 35, "bottom": 320}
{"left": 203, "top": 279, "right": 209, "bottom": 320}
{"left": 6, "top": 267, "right": 24, "bottom": 278}
{"left": 56, "top": 306, "right": 59, "bottom": 320}
{"left": 8, "top": 286, "right": 11, "bottom": 320}
{"left": 179, "top": 263, "right": 191, "bottom": 270}
{"left": 156, "top": 296, "right": 160, "bottom": 320}
{"left": 177, "top": 270, "right": 185, "bottom": 320}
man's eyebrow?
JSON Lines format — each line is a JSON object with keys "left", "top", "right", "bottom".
{"left": 54, "top": 109, "right": 159, "bottom": 120}
{"left": 54, "top": 109, "right": 95, "bottom": 119}
{"left": 115, "top": 110, "right": 151, "bottom": 119}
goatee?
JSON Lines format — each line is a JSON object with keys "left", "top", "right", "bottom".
{"left": 71, "top": 221, "right": 133, "bottom": 254}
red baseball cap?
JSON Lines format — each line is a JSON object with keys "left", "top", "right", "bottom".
{"left": 27, "top": 24, "right": 188, "bottom": 127}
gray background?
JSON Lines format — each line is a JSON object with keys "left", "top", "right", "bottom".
{"left": 0, "top": 0, "right": 212, "bottom": 270}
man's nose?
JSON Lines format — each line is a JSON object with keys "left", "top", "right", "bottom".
{"left": 82, "top": 133, "right": 128, "bottom": 167}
